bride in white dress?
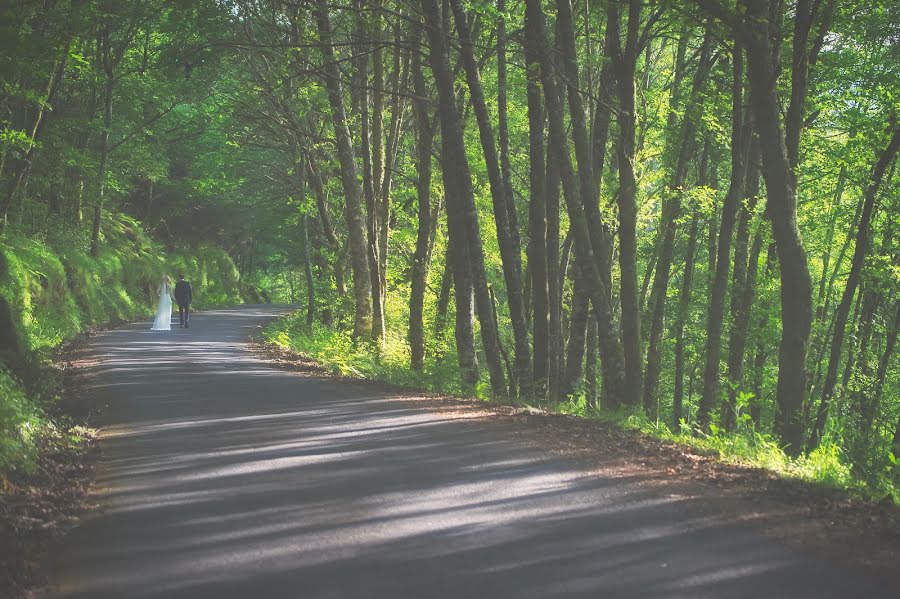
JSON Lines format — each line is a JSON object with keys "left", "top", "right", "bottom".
{"left": 151, "top": 276, "right": 174, "bottom": 331}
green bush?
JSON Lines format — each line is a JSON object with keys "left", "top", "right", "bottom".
{"left": 264, "top": 312, "right": 467, "bottom": 396}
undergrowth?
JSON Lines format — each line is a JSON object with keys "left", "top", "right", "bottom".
{"left": 265, "top": 310, "right": 899, "bottom": 505}
{"left": 0, "top": 213, "right": 252, "bottom": 478}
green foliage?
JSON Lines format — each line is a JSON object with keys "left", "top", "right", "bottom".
{"left": 0, "top": 215, "right": 249, "bottom": 476}
{"left": 264, "top": 312, "right": 468, "bottom": 396}
{"left": 0, "top": 367, "right": 39, "bottom": 472}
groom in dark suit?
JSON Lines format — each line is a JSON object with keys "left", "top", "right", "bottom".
{"left": 173, "top": 274, "right": 193, "bottom": 328}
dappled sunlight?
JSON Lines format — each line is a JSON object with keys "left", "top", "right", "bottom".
{"left": 53, "top": 309, "right": 893, "bottom": 599}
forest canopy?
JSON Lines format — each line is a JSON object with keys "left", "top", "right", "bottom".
{"left": 2, "top": 0, "right": 899, "bottom": 497}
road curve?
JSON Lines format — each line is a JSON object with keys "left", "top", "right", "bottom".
{"left": 50, "top": 306, "right": 893, "bottom": 598}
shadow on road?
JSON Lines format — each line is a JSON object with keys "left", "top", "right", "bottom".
{"left": 51, "top": 307, "right": 893, "bottom": 598}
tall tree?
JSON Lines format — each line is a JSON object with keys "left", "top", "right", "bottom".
{"left": 421, "top": 0, "right": 507, "bottom": 395}
{"left": 408, "top": 19, "right": 435, "bottom": 371}
{"left": 314, "top": 5, "right": 373, "bottom": 339}
{"left": 449, "top": 0, "right": 531, "bottom": 397}
{"left": 698, "top": 45, "right": 750, "bottom": 430}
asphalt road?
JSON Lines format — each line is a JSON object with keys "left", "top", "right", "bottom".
{"left": 50, "top": 306, "right": 894, "bottom": 598}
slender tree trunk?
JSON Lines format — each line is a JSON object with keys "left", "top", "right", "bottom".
{"left": 370, "top": 1, "right": 387, "bottom": 342}
{"left": 497, "top": 0, "right": 521, "bottom": 282}
{"left": 698, "top": 46, "right": 749, "bottom": 429}
{"left": 608, "top": 0, "right": 644, "bottom": 407}
{"left": 816, "top": 165, "right": 847, "bottom": 317}
{"left": 90, "top": 27, "right": 114, "bottom": 257}
{"left": 301, "top": 215, "right": 315, "bottom": 326}
{"left": 528, "top": 0, "right": 628, "bottom": 401}
{"left": 526, "top": 39, "right": 550, "bottom": 400}
{"left": 377, "top": 20, "right": 409, "bottom": 327}
{"left": 490, "top": 285, "right": 515, "bottom": 390}
{"left": 673, "top": 139, "right": 709, "bottom": 428}
{"left": 643, "top": 33, "right": 714, "bottom": 417}
{"left": 422, "top": 0, "right": 506, "bottom": 395}
{"left": 724, "top": 141, "right": 761, "bottom": 430}
{"left": 561, "top": 254, "right": 589, "bottom": 399}
{"left": 750, "top": 242, "right": 777, "bottom": 424}
{"left": 740, "top": 0, "right": 816, "bottom": 454}
{"left": 1, "top": 41, "right": 69, "bottom": 233}
{"left": 434, "top": 243, "right": 453, "bottom": 334}
{"left": 893, "top": 415, "right": 900, "bottom": 464}
{"left": 838, "top": 284, "right": 866, "bottom": 398}
{"left": 498, "top": 0, "right": 527, "bottom": 396}
{"left": 821, "top": 193, "right": 865, "bottom": 322}
{"left": 546, "top": 119, "right": 563, "bottom": 401}
{"left": 585, "top": 311, "right": 599, "bottom": 408}
{"left": 409, "top": 23, "right": 434, "bottom": 371}
{"left": 315, "top": 6, "right": 373, "bottom": 339}
{"left": 306, "top": 152, "right": 346, "bottom": 295}
{"left": 855, "top": 301, "right": 900, "bottom": 461}
{"left": 810, "top": 126, "right": 900, "bottom": 448}
{"left": 450, "top": 0, "right": 531, "bottom": 397}
{"left": 354, "top": 5, "right": 384, "bottom": 344}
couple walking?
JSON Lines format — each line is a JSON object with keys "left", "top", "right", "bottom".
{"left": 150, "top": 274, "right": 193, "bottom": 331}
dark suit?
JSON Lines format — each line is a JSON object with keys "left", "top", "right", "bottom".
{"left": 173, "top": 280, "right": 193, "bottom": 327}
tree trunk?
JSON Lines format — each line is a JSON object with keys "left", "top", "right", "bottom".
{"left": 422, "top": 0, "right": 506, "bottom": 395}
{"left": 370, "top": 1, "right": 387, "bottom": 342}
{"left": 608, "top": 0, "right": 644, "bottom": 407}
{"left": 698, "top": 46, "right": 749, "bottom": 430}
{"left": 673, "top": 138, "right": 709, "bottom": 428}
{"left": 546, "top": 117, "right": 564, "bottom": 401}
{"left": 735, "top": 0, "right": 817, "bottom": 453}
{"left": 750, "top": 242, "right": 777, "bottom": 424}
{"left": 1, "top": 52, "right": 68, "bottom": 232}
{"left": 301, "top": 214, "right": 315, "bottom": 326}
{"left": 838, "top": 284, "right": 866, "bottom": 398}
{"left": 643, "top": 32, "right": 714, "bottom": 418}
{"left": 526, "top": 35, "right": 550, "bottom": 400}
{"left": 585, "top": 311, "right": 599, "bottom": 408}
{"left": 815, "top": 165, "right": 847, "bottom": 317}
{"left": 724, "top": 141, "right": 761, "bottom": 430}
{"left": 90, "top": 27, "right": 114, "bottom": 257}
{"left": 855, "top": 301, "right": 899, "bottom": 461}
{"left": 314, "top": 6, "right": 373, "bottom": 339}
{"left": 559, "top": 0, "right": 619, "bottom": 403}
{"left": 561, "top": 254, "right": 589, "bottom": 399}
{"left": 532, "top": 0, "right": 624, "bottom": 405}
{"left": 353, "top": 5, "right": 384, "bottom": 344}
{"left": 306, "top": 152, "right": 346, "bottom": 295}
{"left": 409, "top": 22, "right": 434, "bottom": 371}
{"left": 434, "top": 243, "right": 453, "bottom": 333}
{"left": 450, "top": 0, "right": 531, "bottom": 397}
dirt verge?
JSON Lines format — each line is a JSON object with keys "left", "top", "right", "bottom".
{"left": 0, "top": 333, "right": 101, "bottom": 599}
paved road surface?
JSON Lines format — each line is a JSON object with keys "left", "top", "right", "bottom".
{"left": 50, "top": 306, "right": 894, "bottom": 598}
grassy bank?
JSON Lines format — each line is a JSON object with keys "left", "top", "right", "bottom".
{"left": 0, "top": 214, "right": 251, "bottom": 478}
{"left": 263, "top": 310, "right": 898, "bottom": 504}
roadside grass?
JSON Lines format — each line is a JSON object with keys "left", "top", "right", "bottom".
{"left": 264, "top": 310, "right": 899, "bottom": 505}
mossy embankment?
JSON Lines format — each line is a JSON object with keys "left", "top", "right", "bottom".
{"left": 0, "top": 214, "right": 254, "bottom": 476}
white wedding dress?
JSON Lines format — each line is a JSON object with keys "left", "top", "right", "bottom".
{"left": 151, "top": 278, "right": 173, "bottom": 331}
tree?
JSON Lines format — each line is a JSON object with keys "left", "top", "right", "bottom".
{"left": 314, "top": 5, "right": 373, "bottom": 340}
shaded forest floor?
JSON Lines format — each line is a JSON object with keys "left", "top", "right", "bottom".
{"left": 255, "top": 339, "right": 900, "bottom": 579}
